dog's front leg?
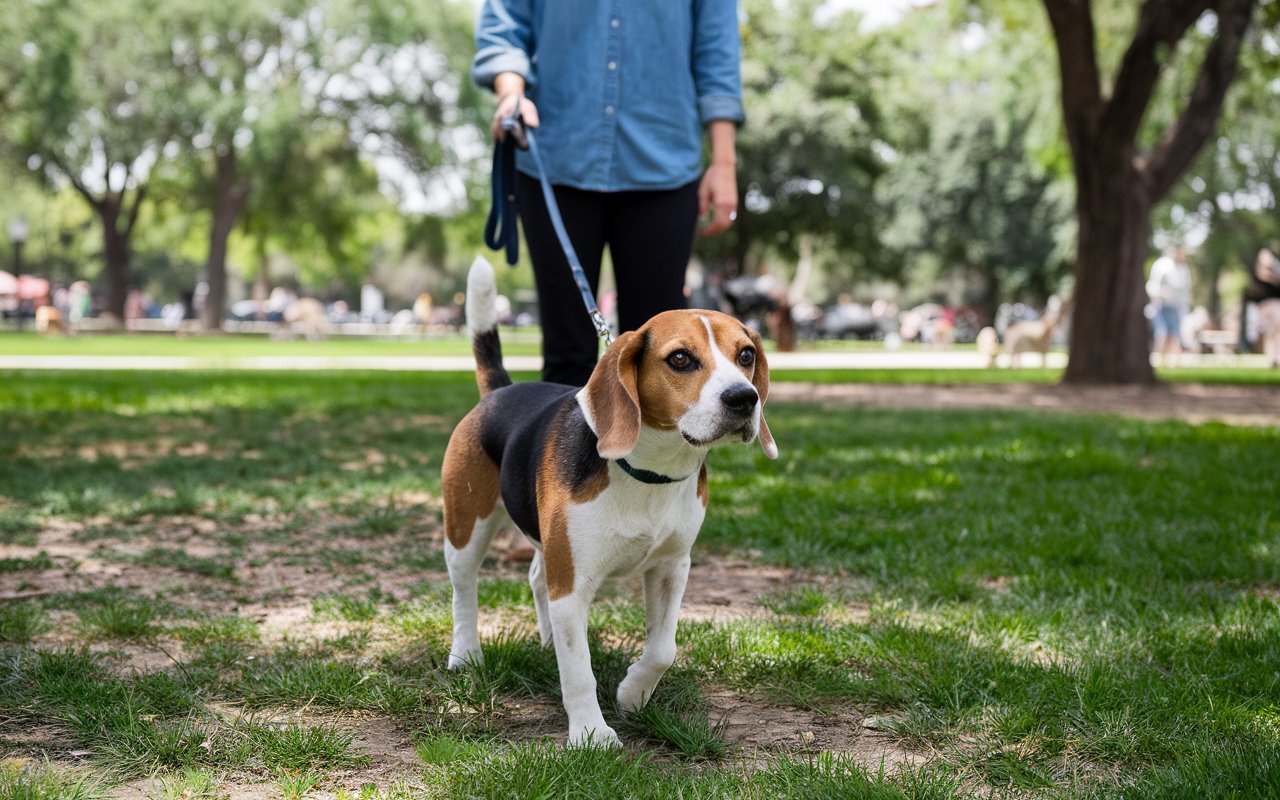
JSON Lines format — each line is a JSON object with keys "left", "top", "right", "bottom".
{"left": 549, "top": 592, "right": 619, "bottom": 747}
{"left": 617, "top": 555, "right": 690, "bottom": 712}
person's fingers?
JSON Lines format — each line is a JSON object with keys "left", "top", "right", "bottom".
{"left": 702, "top": 203, "right": 732, "bottom": 237}
{"left": 492, "top": 93, "right": 522, "bottom": 140}
{"left": 521, "top": 98, "right": 540, "bottom": 128}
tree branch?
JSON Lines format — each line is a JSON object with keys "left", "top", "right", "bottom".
{"left": 46, "top": 151, "right": 104, "bottom": 212}
{"left": 1146, "top": 0, "right": 1257, "bottom": 201}
{"left": 1101, "top": 0, "right": 1214, "bottom": 146}
{"left": 123, "top": 184, "right": 148, "bottom": 239}
{"left": 1041, "top": 0, "right": 1104, "bottom": 160}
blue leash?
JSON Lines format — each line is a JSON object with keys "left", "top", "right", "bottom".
{"left": 485, "top": 113, "right": 613, "bottom": 346}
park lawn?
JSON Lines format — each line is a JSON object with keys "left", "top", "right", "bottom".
{"left": 1, "top": 370, "right": 1278, "bottom": 798}
{"left": 4, "top": 331, "right": 1279, "bottom": 387}
{"left": 0, "top": 331, "right": 544, "bottom": 359}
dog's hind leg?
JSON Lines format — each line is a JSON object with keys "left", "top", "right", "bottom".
{"left": 444, "top": 508, "right": 505, "bottom": 669}
{"left": 617, "top": 555, "right": 690, "bottom": 712}
{"left": 529, "top": 548, "right": 553, "bottom": 647}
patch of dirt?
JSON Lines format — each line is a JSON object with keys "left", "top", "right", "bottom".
{"left": 770, "top": 381, "right": 1280, "bottom": 426}
{"left": 708, "top": 691, "right": 929, "bottom": 773}
{"left": 486, "top": 696, "right": 568, "bottom": 743}
{"left": 108, "top": 779, "right": 277, "bottom": 800}
{"left": 678, "top": 559, "right": 797, "bottom": 621}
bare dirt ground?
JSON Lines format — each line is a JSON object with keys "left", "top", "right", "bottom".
{"left": 771, "top": 381, "right": 1280, "bottom": 426}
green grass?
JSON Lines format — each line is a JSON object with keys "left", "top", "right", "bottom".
{"left": 0, "top": 330, "right": 543, "bottom": 358}
{"left": 1, "top": 369, "right": 1278, "bottom": 797}
{"left": 0, "top": 760, "right": 102, "bottom": 800}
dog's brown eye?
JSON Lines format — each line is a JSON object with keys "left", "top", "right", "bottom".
{"left": 666, "top": 350, "right": 695, "bottom": 371}
{"left": 737, "top": 348, "right": 755, "bottom": 368}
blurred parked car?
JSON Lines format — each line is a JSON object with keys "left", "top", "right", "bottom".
{"left": 819, "top": 302, "right": 880, "bottom": 339}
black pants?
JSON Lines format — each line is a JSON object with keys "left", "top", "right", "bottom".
{"left": 519, "top": 173, "right": 699, "bottom": 386}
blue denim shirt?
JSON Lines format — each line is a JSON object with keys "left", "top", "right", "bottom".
{"left": 473, "top": 0, "right": 744, "bottom": 192}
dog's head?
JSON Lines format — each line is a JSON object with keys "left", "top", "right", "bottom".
{"left": 580, "top": 310, "right": 776, "bottom": 461}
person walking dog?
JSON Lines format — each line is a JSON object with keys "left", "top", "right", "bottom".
{"left": 473, "top": 0, "right": 745, "bottom": 387}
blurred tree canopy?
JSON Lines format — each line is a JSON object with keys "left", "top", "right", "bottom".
{"left": 1, "top": 0, "right": 1276, "bottom": 369}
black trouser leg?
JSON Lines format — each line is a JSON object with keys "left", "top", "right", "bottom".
{"left": 606, "top": 181, "right": 700, "bottom": 334}
{"left": 519, "top": 173, "right": 606, "bottom": 386}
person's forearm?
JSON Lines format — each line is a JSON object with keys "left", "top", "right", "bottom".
{"left": 494, "top": 72, "right": 526, "bottom": 97}
{"left": 708, "top": 120, "right": 736, "bottom": 166}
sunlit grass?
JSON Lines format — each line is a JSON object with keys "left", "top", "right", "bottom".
{"left": 1, "top": 369, "right": 1277, "bottom": 797}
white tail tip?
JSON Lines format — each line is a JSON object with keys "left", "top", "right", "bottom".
{"left": 466, "top": 256, "right": 498, "bottom": 334}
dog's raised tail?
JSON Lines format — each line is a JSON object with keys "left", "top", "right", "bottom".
{"left": 466, "top": 256, "right": 512, "bottom": 397}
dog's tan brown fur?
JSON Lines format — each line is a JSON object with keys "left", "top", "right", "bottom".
{"left": 441, "top": 411, "right": 501, "bottom": 549}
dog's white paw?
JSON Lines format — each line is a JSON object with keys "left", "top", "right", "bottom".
{"left": 446, "top": 648, "right": 483, "bottom": 670}
{"left": 567, "top": 724, "right": 621, "bottom": 749}
{"left": 615, "top": 677, "right": 653, "bottom": 713}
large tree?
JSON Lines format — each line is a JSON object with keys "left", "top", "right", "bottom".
{"left": 3, "top": 0, "right": 176, "bottom": 321}
{"left": 1042, "top": 0, "right": 1260, "bottom": 383}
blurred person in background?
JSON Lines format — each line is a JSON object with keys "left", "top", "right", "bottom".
{"left": 1146, "top": 246, "right": 1192, "bottom": 366}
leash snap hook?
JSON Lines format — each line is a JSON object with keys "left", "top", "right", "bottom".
{"left": 591, "top": 311, "right": 614, "bottom": 347}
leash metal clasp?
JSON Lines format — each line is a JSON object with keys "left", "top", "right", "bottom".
{"left": 591, "top": 311, "right": 613, "bottom": 347}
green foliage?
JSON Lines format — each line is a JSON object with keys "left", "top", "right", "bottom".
{"left": 701, "top": 0, "right": 895, "bottom": 283}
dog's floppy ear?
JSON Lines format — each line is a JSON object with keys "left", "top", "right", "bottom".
{"left": 582, "top": 330, "right": 645, "bottom": 460}
{"left": 744, "top": 326, "right": 777, "bottom": 460}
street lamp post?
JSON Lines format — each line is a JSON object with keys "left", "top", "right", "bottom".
{"left": 7, "top": 217, "right": 30, "bottom": 330}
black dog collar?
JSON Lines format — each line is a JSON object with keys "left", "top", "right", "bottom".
{"left": 616, "top": 458, "right": 696, "bottom": 485}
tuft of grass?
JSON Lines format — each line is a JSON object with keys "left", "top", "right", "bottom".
{"left": 174, "top": 615, "right": 259, "bottom": 646}
{"left": 243, "top": 720, "right": 366, "bottom": 772}
{"left": 0, "top": 602, "right": 47, "bottom": 643}
{"left": 312, "top": 593, "right": 380, "bottom": 622}
{"left": 0, "top": 760, "right": 103, "bottom": 800}
{"left": 102, "top": 546, "right": 237, "bottom": 581}
{"left": 0, "top": 551, "right": 55, "bottom": 573}
{"left": 75, "top": 594, "right": 164, "bottom": 639}
{"left": 416, "top": 730, "right": 491, "bottom": 766}
{"left": 155, "top": 767, "right": 221, "bottom": 800}
{"left": 440, "top": 740, "right": 741, "bottom": 798}
{"left": 276, "top": 768, "right": 324, "bottom": 800}
{"left": 755, "top": 752, "right": 962, "bottom": 799}
{"left": 0, "top": 509, "right": 39, "bottom": 546}
{"left": 476, "top": 578, "right": 533, "bottom": 610}
{"left": 760, "top": 586, "right": 831, "bottom": 617}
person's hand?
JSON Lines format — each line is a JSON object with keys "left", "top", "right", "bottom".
{"left": 699, "top": 162, "right": 738, "bottom": 237}
{"left": 491, "top": 87, "right": 539, "bottom": 142}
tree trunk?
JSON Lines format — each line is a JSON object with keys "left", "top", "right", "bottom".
{"left": 100, "top": 202, "right": 130, "bottom": 325}
{"left": 201, "top": 145, "right": 252, "bottom": 333}
{"left": 1043, "top": 0, "right": 1255, "bottom": 384}
{"left": 1063, "top": 161, "right": 1156, "bottom": 384}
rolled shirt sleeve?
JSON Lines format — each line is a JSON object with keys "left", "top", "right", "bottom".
{"left": 472, "top": 0, "right": 536, "bottom": 91}
{"left": 692, "top": 0, "right": 745, "bottom": 125}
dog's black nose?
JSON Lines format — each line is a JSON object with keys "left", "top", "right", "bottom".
{"left": 720, "top": 385, "right": 758, "bottom": 414}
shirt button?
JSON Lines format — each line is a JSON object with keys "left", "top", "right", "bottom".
{"left": 605, "top": 105, "right": 615, "bottom": 115}
{"left": 610, "top": 18, "right": 620, "bottom": 28}
{"left": 607, "top": 61, "right": 617, "bottom": 70}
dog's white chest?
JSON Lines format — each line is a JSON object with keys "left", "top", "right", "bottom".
{"left": 565, "top": 473, "right": 706, "bottom": 579}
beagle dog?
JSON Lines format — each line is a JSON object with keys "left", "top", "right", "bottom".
{"left": 442, "top": 257, "right": 776, "bottom": 747}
